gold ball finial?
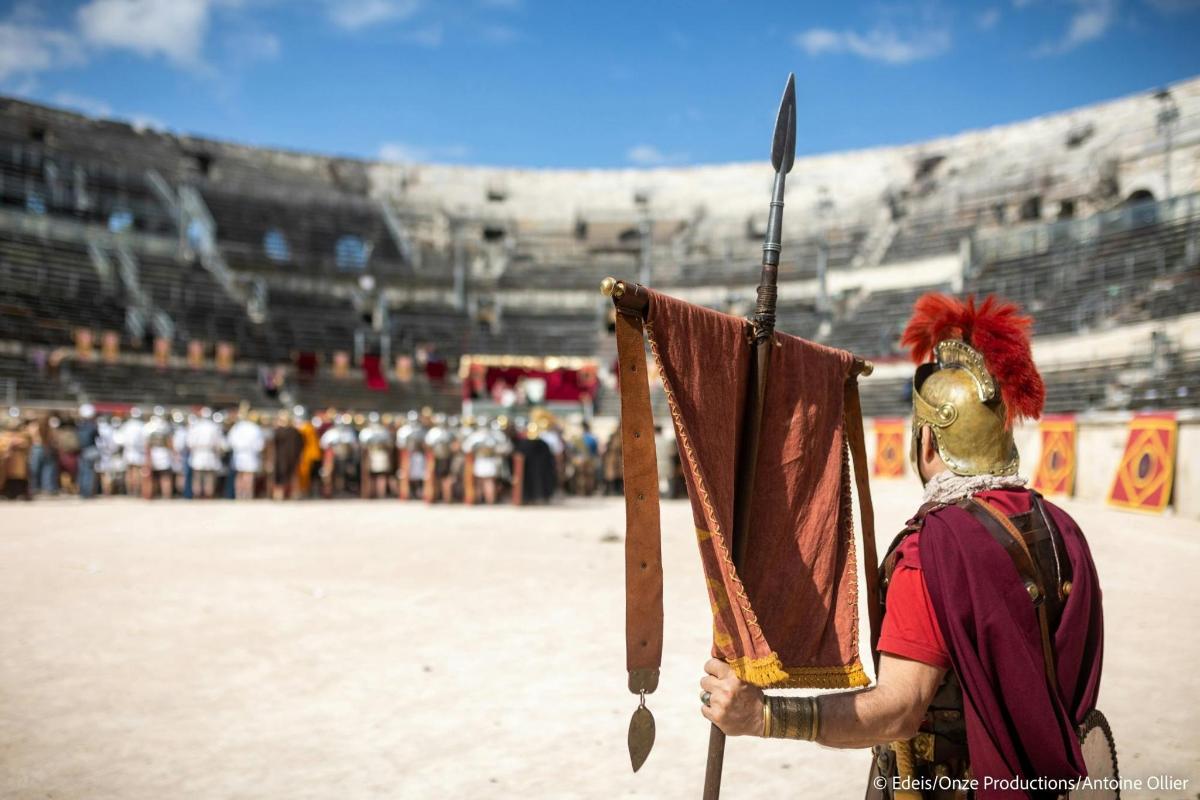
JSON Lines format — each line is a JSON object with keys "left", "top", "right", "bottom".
{"left": 600, "top": 276, "right": 617, "bottom": 297}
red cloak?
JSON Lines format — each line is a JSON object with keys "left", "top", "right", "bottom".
{"left": 919, "top": 496, "right": 1104, "bottom": 798}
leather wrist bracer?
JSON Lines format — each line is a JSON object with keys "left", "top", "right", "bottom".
{"left": 763, "top": 695, "right": 820, "bottom": 741}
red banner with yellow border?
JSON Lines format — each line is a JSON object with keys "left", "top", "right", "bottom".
{"left": 1108, "top": 412, "right": 1177, "bottom": 513}
{"left": 873, "top": 418, "right": 907, "bottom": 478}
{"left": 1033, "top": 415, "right": 1076, "bottom": 497}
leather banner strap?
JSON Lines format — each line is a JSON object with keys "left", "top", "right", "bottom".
{"left": 615, "top": 308, "right": 664, "bottom": 695}
{"left": 843, "top": 378, "right": 882, "bottom": 664}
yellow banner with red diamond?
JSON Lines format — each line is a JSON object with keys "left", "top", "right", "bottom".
{"left": 1033, "top": 415, "right": 1076, "bottom": 497}
{"left": 873, "top": 418, "right": 907, "bottom": 478}
{"left": 1108, "top": 412, "right": 1177, "bottom": 513}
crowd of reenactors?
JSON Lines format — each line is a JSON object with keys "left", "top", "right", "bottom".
{"left": 0, "top": 403, "right": 635, "bottom": 505}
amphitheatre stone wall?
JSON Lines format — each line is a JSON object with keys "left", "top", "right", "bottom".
{"left": 367, "top": 77, "right": 1200, "bottom": 235}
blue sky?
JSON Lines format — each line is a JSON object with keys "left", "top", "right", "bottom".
{"left": 1, "top": 0, "right": 1198, "bottom": 168}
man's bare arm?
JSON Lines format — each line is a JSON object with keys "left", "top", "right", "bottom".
{"left": 700, "top": 654, "right": 945, "bottom": 748}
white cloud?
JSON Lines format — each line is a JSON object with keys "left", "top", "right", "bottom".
{"left": 1063, "top": 0, "right": 1117, "bottom": 45}
{"left": 226, "top": 29, "right": 282, "bottom": 61}
{"left": 796, "top": 28, "right": 843, "bottom": 55}
{"left": 1034, "top": 0, "right": 1116, "bottom": 55}
{"left": 325, "top": 0, "right": 422, "bottom": 31}
{"left": 626, "top": 144, "right": 688, "bottom": 167}
{"left": 0, "top": 22, "right": 83, "bottom": 82}
{"left": 977, "top": 7, "right": 1002, "bottom": 29}
{"left": 794, "top": 25, "right": 951, "bottom": 64}
{"left": 52, "top": 91, "right": 113, "bottom": 117}
{"left": 378, "top": 141, "right": 470, "bottom": 163}
{"left": 76, "top": 0, "right": 213, "bottom": 68}
{"left": 0, "top": 0, "right": 277, "bottom": 94}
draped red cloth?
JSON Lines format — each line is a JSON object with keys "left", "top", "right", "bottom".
{"left": 470, "top": 366, "right": 598, "bottom": 403}
{"left": 920, "top": 497, "right": 1103, "bottom": 798}
{"left": 362, "top": 354, "right": 387, "bottom": 390}
{"left": 645, "top": 290, "right": 866, "bottom": 688}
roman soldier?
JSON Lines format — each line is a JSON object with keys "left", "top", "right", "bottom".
{"left": 699, "top": 294, "right": 1107, "bottom": 799}
{"left": 462, "top": 417, "right": 509, "bottom": 505}
{"left": 395, "top": 410, "right": 430, "bottom": 500}
{"left": 319, "top": 413, "right": 359, "bottom": 497}
{"left": 360, "top": 412, "right": 393, "bottom": 499}
{"left": 424, "top": 414, "right": 459, "bottom": 503}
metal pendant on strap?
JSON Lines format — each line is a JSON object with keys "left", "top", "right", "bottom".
{"left": 627, "top": 676, "right": 657, "bottom": 773}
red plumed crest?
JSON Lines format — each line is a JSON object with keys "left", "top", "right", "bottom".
{"left": 900, "top": 293, "right": 1044, "bottom": 427}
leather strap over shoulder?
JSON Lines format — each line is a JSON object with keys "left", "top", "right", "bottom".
{"left": 615, "top": 308, "right": 664, "bottom": 695}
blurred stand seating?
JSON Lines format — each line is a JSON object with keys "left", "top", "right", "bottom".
{"left": 0, "top": 92, "right": 1197, "bottom": 420}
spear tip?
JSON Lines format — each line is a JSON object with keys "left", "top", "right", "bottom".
{"left": 771, "top": 73, "right": 797, "bottom": 175}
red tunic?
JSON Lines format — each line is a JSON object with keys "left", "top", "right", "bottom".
{"left": 877, "top": 489, "right": 1033, "bottom": 670}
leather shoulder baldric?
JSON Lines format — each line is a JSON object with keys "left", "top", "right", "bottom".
{"left": 872, "top": 493, "right": 1074, "bottom": 799}
{"left": 956, "top": 493, "right": 1073, "bottom": 696}
{"left": 880, "top": 492, "right": 1072, "bottom": 664}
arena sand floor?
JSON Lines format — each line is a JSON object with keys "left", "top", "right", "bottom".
{"left": 1, "top": 483, "right": 1197, "bottom": 800}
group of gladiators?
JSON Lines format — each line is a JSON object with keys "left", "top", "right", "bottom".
{"left": 0, "top": 403, "right": 614, "bottom": 505}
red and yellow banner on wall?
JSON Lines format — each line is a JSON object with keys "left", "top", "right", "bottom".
{"left": 1033, "top": 415, "right": 1077, "bottom": 497}
{"left": 873, "top": 418, "right": 907, "bottom": 478}
{"left": 101, "top": 331, "right": 120, "bottom": 363}
{"left": 332, "top": 351, "right": 350, "bottom": 378}
{"left": 1108, "top": 412, "right": 1177, "bottom": 514}
{"left": 395, "top": 354, "right": 413, "bottom": 383}
{"left": 215, "top": 341, "right": 234, "bottom": 373}
{"left": 154, "top": 336, "right": 172, "bottom": 367}
{"left": 187, "top": 340, "right": 206, "bottom": 369}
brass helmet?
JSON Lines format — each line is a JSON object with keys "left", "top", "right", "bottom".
{"left": 911, "top": 339, "right": 1017, "bottom": 476}
{"left": 902, "top": 294, "right": 1045, "bottom": 478}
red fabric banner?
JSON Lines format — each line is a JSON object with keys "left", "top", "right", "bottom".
{"left": 332, "top": 351, "right": 350, "bottom": 378}
{"left": 1108, "top": 412, "right": 1177, "bottom": 513}
{"left": 473, "top": 365, "right": 599, "bottom": 403}
{"left": 362, "top": 354, "right": 387, "bottom": 390}
{"left": 101, "top": 331, "right": 120, "bottom": 363}
{"left": 186, "top": 340, "right": 205, "bottom": 369}
{"left": 1032, "top": 415, "right": 1076, "bottom": 497}
{"left": 395, "top": 355, "right": 413, "bottom": 383}
{"left": 215, "top": 341, "right": 234, "bottom": 373}
{"left": 645, "top": 289, "right": 865, "bottom": 689}
{"left": 873, "top": 418, "right": 907, "bottom": 478}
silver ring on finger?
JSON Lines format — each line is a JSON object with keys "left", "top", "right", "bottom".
{"left": 700, "top": 691, "right": 712, "bottom": 707}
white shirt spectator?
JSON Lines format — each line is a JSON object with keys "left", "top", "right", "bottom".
{"left": 117, "top": 418, "right": 146, "bottom": 467}
{"left": 227, "top": 419, "right": 266, "bottom": 474}
{"left": 187, "top": 418, "right": 226, "bottom": 472}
